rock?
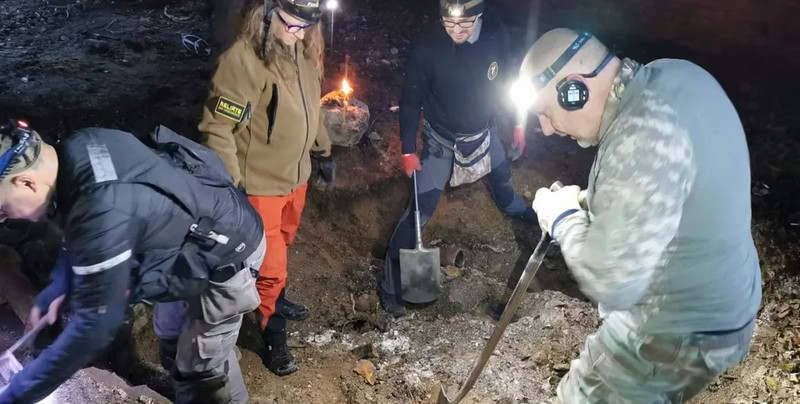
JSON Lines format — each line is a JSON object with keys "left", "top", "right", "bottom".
{"left": 321, "top": 91, "right": 370, "bottom": 147}
{"left": 390, "top": 47, "right": 398, "bottom": 55}
{"left": 351, "top": 343, "right": 380, "bottom": 360}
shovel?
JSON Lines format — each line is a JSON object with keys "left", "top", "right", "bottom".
{"left": 437, "top": 181, "right": 563, "bottom": 404}
{"left": 0, "top": 317, "right": 48, "bottom": 383}
{"left": 399, "top": 170, "right": 441, "bottom": 304}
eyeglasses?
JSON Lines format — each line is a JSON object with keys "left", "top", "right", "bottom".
{"left": 276, "top": 11, "right": 314, "bottom": 33}
{"left": 441, "top": 16, "right": 479, "bottom": 29}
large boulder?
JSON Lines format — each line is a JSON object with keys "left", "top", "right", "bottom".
{"left": 321, "top": 90, "right": 370, "bottom": 147}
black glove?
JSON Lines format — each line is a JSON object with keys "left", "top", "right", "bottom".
{"left": 313, "top": 154, "right": 336, "bottom": 187}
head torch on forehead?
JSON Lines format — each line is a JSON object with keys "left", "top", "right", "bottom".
{"left": 442, "top": 0, "right": 483, "bottom": 18}
{"left": 510, "top": 32, "right": 613, "bottom": 112}
{"left": 277, "top": 0, "right": 323, "bottom": 23}
{"left": 0, "top": 120, "right": 37, "bottom": 178}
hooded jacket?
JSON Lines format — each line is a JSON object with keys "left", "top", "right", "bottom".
{"left": 198, "top": 33, "right": 331, "bottom": 196}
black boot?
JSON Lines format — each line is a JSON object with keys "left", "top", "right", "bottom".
{"left": 379, "top": 288, "right": 407, "bottom": 318}
{"left": 262, "top": 316, "right": 298, "bottom": 376}
{"left": 275, "top": 289, "right": 309, "bottom": 321}
{"left": 158, "top": 338, "right": 179, "bottom": 372}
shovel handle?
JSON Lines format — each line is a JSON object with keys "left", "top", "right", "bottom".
{"left": 6, "top": 317, "right": 47, "bottom": 355}
{"left": 412, "top": 171, "right": 424, "bottom": 249}
{"left": 438, "top": 181, "right": 562, "bottom": 404}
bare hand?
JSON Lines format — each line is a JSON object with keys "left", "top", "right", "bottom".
{"left": 26, "top": 294, "right": 65, "bottom": 332}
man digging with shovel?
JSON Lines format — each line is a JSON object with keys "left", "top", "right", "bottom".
{"left": 380, "top": 0, "right": 538, "bottom": 318}
{"left": 0, "top": 120, "right": 266, "bottom": 404}
{"left": 518, "top": 29, "right": 762, "bottom": 403}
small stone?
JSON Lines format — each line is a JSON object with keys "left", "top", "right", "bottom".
{"left": 21, "top": 76, "right": 28, "bottom": 83}
{"left": 523, "top": 190, "right": 533, "bottom": 199}
{"left": 60, "top": 35, "right": 67, "bottom": 41}
{"left": 115, "top": 388, "right": 127, "bottom": 398}
{"left": 390, "top": 47, "right": 399, "bottom": 55}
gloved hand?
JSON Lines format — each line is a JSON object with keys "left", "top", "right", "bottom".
{"left": 401, "top": 153, "right": 421, "bottom": 177}
{"left": 531, "top": 185, "right": 582, "bottom": 236}
{"left": 313, "top": 154, "right": 336, "bottom": 187}
{"left": 507, "top": 125, "right": 526, "bottom": 161}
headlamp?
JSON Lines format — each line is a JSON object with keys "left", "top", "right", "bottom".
{"left": 510, "top": 77, "right": 538, "bottom": 115}
{"left": 447, "top": 3, "right": 464, "bottom": 17}
{"left": 0, "top": 120, "right": 35, "bottom": 178}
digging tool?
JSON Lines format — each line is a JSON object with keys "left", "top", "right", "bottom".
{"left": 437, "top": 181, "right": 563, "bottom": 404}
{"left": 0, "top": 317, "right": 47, "bottom": 383}
{"left": 399, "top": 170, "right": 441, "bottom": 304}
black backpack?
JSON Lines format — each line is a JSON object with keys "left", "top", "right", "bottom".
{"left": 131, "top": 125, "right": 251, "bottom": 302}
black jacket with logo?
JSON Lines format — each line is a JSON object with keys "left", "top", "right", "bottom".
{"left": 399, "top": 9, "right": 511, "bottom": 154}
{"left": 1, "top": 127, "right": 263, "bottom": 404}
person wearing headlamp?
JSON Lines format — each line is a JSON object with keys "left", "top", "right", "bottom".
{"left": 517, "top": 28, "right": 761, "bottom": 402}
{"left": 0, "top": 120, "right": 267, "bottom": 404}
{"left": 197, "top": 0, "right": 333, "bottom": 377}
{"left": 379, "top": 0, "right": 537, "bottom": 318}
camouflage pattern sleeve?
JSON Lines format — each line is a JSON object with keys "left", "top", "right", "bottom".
{"left": 553, "top": 90, "right": 698, "bottom": 311}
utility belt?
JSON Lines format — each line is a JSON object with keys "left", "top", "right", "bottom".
{"left": 423, "top": 120, "right": 494, "bottom": 187}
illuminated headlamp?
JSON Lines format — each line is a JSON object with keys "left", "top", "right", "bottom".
{"left": 447, "top": 3, "right": 464, "bottom": 17}
{"left": 0, "top": 120, "right": 36, "bottom": 178}
{"left": 510, "top": 77, "right": 538, "bottom": 115}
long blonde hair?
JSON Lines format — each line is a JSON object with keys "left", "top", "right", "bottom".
{"left": 239, "top": 0, "right": 325, "bottom": 79}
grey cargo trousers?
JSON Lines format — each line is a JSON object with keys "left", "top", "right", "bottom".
{"left": 153, "top": 234, "right": 266, "bottom": 404}
{"left": 556, "top": 313, "right": 756, "bottom": 403}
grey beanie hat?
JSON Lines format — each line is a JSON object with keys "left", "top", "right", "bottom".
{"left": 0, "top": 120, "right": 43, "bottom": 179}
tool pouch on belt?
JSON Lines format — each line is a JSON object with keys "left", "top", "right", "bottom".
{"left": 134, "top": 216, "right": 247, "bottom": 303}
{"left": 424, "top": 121, "right": 492, "bottom": 187}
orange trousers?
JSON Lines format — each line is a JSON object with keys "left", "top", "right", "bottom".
{"left": 248, "top": 184, "right": 308, "bottom": 330}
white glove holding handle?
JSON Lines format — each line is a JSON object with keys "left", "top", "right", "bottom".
{"left": 532, "top": 185, "right": 583, "bottom": 237}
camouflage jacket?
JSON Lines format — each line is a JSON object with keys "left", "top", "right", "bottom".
{"left": 555, "top": 58, "right": 762, "bottom": 334}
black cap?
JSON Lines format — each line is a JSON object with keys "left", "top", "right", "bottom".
{"left": 440, "top": 0, "right": 484, "bottom": 18}
{"left": 277, "top": 0, "right": 323, "bottom": 24}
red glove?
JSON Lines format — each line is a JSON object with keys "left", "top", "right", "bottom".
{"left": 513, "top": 126, "right": 526, "bottom": 152}
{"left": 402, "top": 153, "right": 422, "bottom": 177}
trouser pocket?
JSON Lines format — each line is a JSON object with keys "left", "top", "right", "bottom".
{"left": 200, "top": 267, "right": 260, "bottom": 325}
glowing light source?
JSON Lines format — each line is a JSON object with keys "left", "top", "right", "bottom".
{"left": 17, "top": 120, "right": 28, "bottom": 129}
{"left": 325, "top": 0, "right": 339, "bottom": 10}
{"left": 341, "top": 78, "right": 353, "bottom": 98}
{"left": 509, "top": 77, "right": 537, "bottom": 114}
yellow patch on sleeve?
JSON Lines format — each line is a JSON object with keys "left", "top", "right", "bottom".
{"left": 214, "top": 96, "right": 246, "bottom": 122}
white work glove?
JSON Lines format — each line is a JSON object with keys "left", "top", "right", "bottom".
{"left": 531, "top": 185, "right": 582, "bottom": 236}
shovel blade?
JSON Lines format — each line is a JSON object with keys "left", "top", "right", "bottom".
{"left": 436, "top": 384, "right": 454, "bottom": 404}
{"left": 0, "top": 351, "right": 23, "bottom": 383}
{"left": 399, "top": 246, "right": 441, "bottom": 303}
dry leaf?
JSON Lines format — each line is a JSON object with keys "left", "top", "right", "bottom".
{"left": 354, "top": 359, "right": 376, "bottom": 385}
{"left": 765, "top": 376, "right": 781, "bottom": 392}
{"left": 444, "top": 266, "right": 461, "bottom": 278}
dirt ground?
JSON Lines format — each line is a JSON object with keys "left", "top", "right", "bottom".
{"left": 1, "top": 0, "right": 799, "bottom": 403}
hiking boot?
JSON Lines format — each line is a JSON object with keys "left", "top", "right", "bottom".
{"left": 379, "top": 288, "right": 407, "bottom": 318}
{"left": 276, "top": 296, "right": 309, "bottom": 321}
{"left": 264, "top": 340, "right": 298, "bottom": 376}
{"left": 262, "top": 330, "right": 298, "bottom": 376}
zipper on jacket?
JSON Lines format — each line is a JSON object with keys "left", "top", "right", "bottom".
{"left": 294, "top": 45, "right": 310, "bottom": 184}
{"left": 265, "top": 84, "right": 278, "bottom": 144}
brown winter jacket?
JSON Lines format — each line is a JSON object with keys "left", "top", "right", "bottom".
{"left": 198, "top": 37, "right": 331, "bottom": 196}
